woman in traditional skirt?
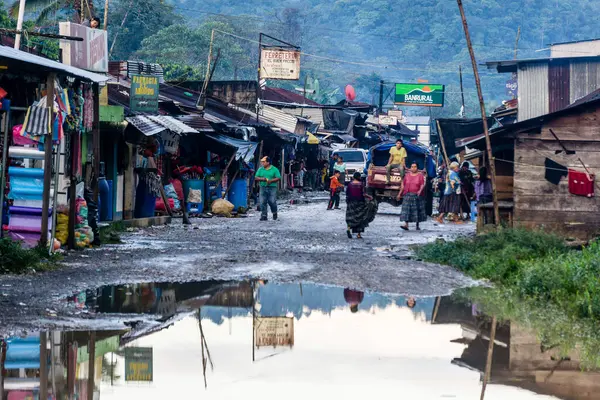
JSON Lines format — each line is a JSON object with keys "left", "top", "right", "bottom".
{"left": 346, "top": 172, "right": 378, "bottom": 239}
{"left": 397, "top": 162, "right": 427, "bottom": 231}
{"left": 436, "top": 162, "right": 463, "bottom": 224}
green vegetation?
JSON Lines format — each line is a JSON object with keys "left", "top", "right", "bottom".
{"left": 0, "top": 238, "right": 61, "bottom": 274}
{"left": 99, "top": 221, "right": 126, "bottom": 244}
{"left": 417, "top": 228, "right": 600, "bottom": 367}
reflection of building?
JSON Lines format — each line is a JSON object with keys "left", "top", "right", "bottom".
{"left": 434, "top": 296, "right": 600, "bottom": 400}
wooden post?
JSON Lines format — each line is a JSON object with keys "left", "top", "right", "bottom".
{"left": 256, "top": 33, "right": 263, "bottom": 122}
{"left": 68, "top": 132, "right": 77, "bottom": 249}
{"left": 87, "top": 331, "right": 96, "bottom": 400}
{"left": 459, "top": 66, "right": 465, "bottom": 117}
{"left": 92, "top": 84, "right": 101, "bottom": 203}
{"left": 435, "top": 120, "right": 450, "bottom": 168}
{"left": 456, "top": 0, "right": 500, "bottom": 226}
{"left": 222, "top": 170, "right": 239, "bottom": 199}
{"left": 514, "top": 26, "right": 521, "bottom": 60}
{"left": 480, "top": 316, "right": 497, "bottom": 400}
{"left": 103, "top": 0, "right": 109, "bottom": 30}
{"left": 41, "top": 74, "right": 56, "bottom": 246}
{"left": 39, "top": 331, "right": 48, "bottom": 400}
{"left": 123, "top": 143, "right": 134, "bottom": 220}
{"left": 0, "top": 103, "right": 11, "bottom": 238}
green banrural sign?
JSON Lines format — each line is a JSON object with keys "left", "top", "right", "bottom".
{"left": 394, "top": 83, "right": 445, "bottom": 107}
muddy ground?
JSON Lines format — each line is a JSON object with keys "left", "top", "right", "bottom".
{"left": 0, "top": 199, "right": 477, "bottom": 335}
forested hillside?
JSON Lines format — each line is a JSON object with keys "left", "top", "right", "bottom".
{"left": 6, "top": 0, "right": 600, "bottom": 116}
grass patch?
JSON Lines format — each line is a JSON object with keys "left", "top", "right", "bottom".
{"left": 0, "top": 238, "right": 62, "bottom": 274}
{"left": 414, "top": 228, "right": 567, "bottom": 283}
{"left": 99, "top": 221, "right": 126, "bottom": 244}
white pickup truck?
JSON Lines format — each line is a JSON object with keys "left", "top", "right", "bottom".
{"left": 332, "top": 149, "right": 368, "bottom": 183}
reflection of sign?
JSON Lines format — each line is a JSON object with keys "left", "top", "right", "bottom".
{"left": 506, "top": 73, "right": 518, "bottom": 97}
{"left": 130, "top": 75, "right": 159, "bottom": 113}
{"left": 394, "top": 83, "right": 445, "bottom": 107}
{"left": 77, "top": 336, "right": 120, "bottom": 363}
{"left": 125, "top": 347, "right": 153, "bottom": 382}
{"left": 59, "top": 22, "right": 108, "bottom": 72}
{"left": 156, "top": 288, "right": 176, "bottom": 315}
{"left": 255, "top": 317, "right": 294, "bottom": 347}
{"left": 378, "top": 115, "right": 398, "bottom": 126}
{"left": 260, "top": 48, "right": 301, "bottom": 80}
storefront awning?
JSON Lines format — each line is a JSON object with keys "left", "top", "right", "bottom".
{"left": 147, "top": 115, "right": 198, "bottom": 134}
{"left": 206, "top": 133, "right": 258, "bottom": 163}
{"left": 125, "top": 116, "right": 167, "bottom": 136}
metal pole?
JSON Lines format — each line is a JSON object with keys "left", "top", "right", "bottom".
{"left": 256, "top": 33, "right": 263, "bottom": 123}
{"left": 14, "top": 0, "right": 26, "bottom": 49}
{"left": 459, "top": 66, "right": 465, "bottom": 117}
{"left": 41, "top": 74, "right": 56, "bottom": 246}
{"left": 378, "top": 80, "right": 384, "bottom": 114}
{"left": 0, "top": 102, "right": 11, "bottom": 238}
{"left": 456, "top": 0, "right": 500, "bottom": 226}
{"left": 480, "top": 316, "right": 497, "bottom": 400}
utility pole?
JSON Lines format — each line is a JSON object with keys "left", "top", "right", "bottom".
{"left": 514, "top": 26, "right": 521, "bottom": 60}
{"left": 256, "top": 33, "right": 263, "bottom": 123}
{"left": 459, "top": 66, "right": 465, "bottom": 118}
{"left": 14, "top": 0, "right": 26, "bottom": 49}
{"left": 378, "top": 80, "right": 384, "bottom": 114}
{"left": 456, "top": 0, "right": 500, "bottom": 226}
{"left": 301, "top": 75, "right": 307, "bottom": 117}
{"left": 480, "top": 316, "right": 498, "bottom": 400}
{"left": 103, "top": 0, "right": 109, "bottom": 30}
{"left": 198, "top": 29, "right": 215, "bottom": 110}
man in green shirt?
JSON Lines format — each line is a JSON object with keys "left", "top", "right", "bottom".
{"left": 255, "top": 156, "right": 281, "bottom": 221}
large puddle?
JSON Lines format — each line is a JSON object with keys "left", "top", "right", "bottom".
{"left": 3, "top": 280, "right": 599, "bottom": 399}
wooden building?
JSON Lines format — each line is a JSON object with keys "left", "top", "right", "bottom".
{"left": 464, "top": 90, "right": 600, "bottom": 240}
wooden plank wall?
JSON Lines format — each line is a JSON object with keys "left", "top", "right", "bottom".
{"left": 514, "top": 110, "right": 600, "bottom": 239}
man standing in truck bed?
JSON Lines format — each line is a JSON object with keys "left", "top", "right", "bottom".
{"left": 386, "top": 139, "right": 407, "bottom": 185}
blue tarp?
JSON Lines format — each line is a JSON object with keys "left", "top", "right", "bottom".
{"left": 205, "top": 133, "right": 259, "bottom": 164}
{"left": 365, "top": 140, "right": 435, "bottom": 177}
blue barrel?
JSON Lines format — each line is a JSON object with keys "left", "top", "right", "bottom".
{"left": 228, "top": 178, "right": 248, "bottom": 210}
{"left": 205, "top": 178, "right": 221, "bottom": 210}
{"left": 134, "top": 179, "right": 156, "bottom": 218}
{"left": 99, "top": 177, "right": 110, "bottom": 221}
{"left": 183, "top": 179, "right": 204, "bottom": 212}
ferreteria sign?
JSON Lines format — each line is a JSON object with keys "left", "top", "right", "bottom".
{"left": 260, "top": 48, "right": 301, "bottom": 80}
{"left": 130, "top": 74, "right": 159, "bottom": 113}
{"left": 394, "top": 83, "right": 445, "bottom": 107}
{"left": 125, "top": 347, "right": 153, "bottom": 382}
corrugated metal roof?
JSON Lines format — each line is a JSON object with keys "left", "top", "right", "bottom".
{"left": 125, "top": 116, "right": 167, "bottom": 136}
{"left": 263, "top": 87, "right": 320, "bottom": 106}
{"left": 261, "top": 105, "right": 299, "bottom": 133}
{"left": 0, "top": 45, "right": 108, "bottom": 83}
{"left": 147, "top": 115, "right": 197, "bottom": 134}
{"left": 175, "top": 114, "right": 214, "bottom": 132}
{"left": 282, "top": 107, "right": 323, "bottom": 125}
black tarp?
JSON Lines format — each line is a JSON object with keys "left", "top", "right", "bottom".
{"left": 436, "top": 117, "right": 495, "bottom": 156}
{"left": 323, "top": 109, "right": 357, "bottom": 133}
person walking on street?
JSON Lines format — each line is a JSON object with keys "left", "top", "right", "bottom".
{"left": 334, "top": 156, "right": 347, "bottom": 184}
{"left": 397, "top": 162, "right": 427, "bottom": 231}
{"left": 459, "top": 162, "right": 475, "bottom": 220}
{"left": 328, "top": 170, "right": 344, "bottom": 210}
{"left": 255, "top": 156, "right": 281, "bottom": 221}
{"left": 346, "top": 172, "right": 378, "bottom": 239}
{"left": 436, "top": 162, "right": 462, "bottom": 224}
{"left": 387, "top": 139, "right": 407, "bottom": 184}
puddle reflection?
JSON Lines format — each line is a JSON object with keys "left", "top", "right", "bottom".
{"left": 2, "top": 281, "right": 598, "bottom": 399}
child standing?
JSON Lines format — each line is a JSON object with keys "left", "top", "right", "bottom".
{"left": 328, "top": 170, "right": 344, "bottom": 210}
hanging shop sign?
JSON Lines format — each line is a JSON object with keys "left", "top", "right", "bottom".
{"left": 394, "top": 83, "right": 445, "bottom": 107}
{"left": 130, "top": 75, "right": 160, "bottom": 113}
{"left": 59, "top": 22, "right": 108, "bottom": 73}
{"left": 125, "top": 347, "right": 153, "bottom": 382}
{"left": 260, "top": 48, "right": 301, "bottom": 80}
{"left": 378, "top": 115, "right": 398, "bottom": 126}
{"left": 255, "top": 317, "right": 294, "bottom": 348}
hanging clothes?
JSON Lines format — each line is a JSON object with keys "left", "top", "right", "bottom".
{"left": 84, "top": 86, "right": 94, "bottom": 132}
{"left": 568, "top": 169, "right": 595, "bottom": 197}
{"left": 23, "top": 105, "right": 50, "bottom": 136}
{"left": 544, "top": 158, "right": 568, "bottom": 185}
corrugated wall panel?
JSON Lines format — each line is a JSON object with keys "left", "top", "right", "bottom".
{"left": 570, "top": 61, "right": 600, "bottom": 103}
{"left": 261, "top": 105, "right": 299, "bottom": 133}
{"left": 548, "top": 61, "right": 570, "bottom": 113}
{"left": 518, "top": 63, "right": 549, "bottom": 121}
{"left": 283, "top": 108, "right": 324, "bottom": 126}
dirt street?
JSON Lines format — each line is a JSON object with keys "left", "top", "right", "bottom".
{"left": 0, "top": 201, "right": 477, "bottom": 335}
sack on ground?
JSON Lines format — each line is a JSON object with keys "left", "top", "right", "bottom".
{"left": 187, "top": 188, "right": 202, "bottom": 204}
{"left": 211, "top": 198, "right": 234, "bottom": 215}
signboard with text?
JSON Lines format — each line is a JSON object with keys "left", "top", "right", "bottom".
{"left": 378, "top": 115, "right": 398, "bottom": 126}
{"left": 394, "top": 83, "right": 445, "bottom": 107}
{"left": 130, "top": 75, "right": 160, "bottom": 113}
{"left": 59, "top": 22, "right": 108, "bottom": 73}
{"left": 255, "top": 317, "right": 294, "bottom": 348}
{"left": 125, "top": 347, "right": 153, "bottom": 382}
{"left": 260, "top": 48, "right": 301, "bottom": 80}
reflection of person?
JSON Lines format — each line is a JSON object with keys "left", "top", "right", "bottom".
{"left": 255, "top": 156, "right": 281, "bottom": 221}
{"left": 344, "top": 288, "right": 364, "bottom": 313}
{"left": 406, "top": 297, "right": 416, "bottom": 308}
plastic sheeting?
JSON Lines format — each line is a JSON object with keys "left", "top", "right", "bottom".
{"left": 205, "top": 133, "right": 258, "bottom": 163}
{"left": 366, "top": 140, "right": 436, "bottom": 177}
